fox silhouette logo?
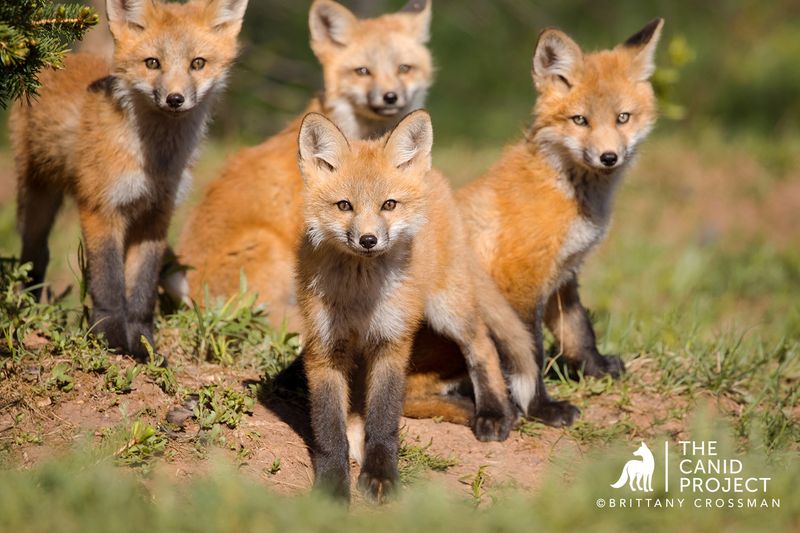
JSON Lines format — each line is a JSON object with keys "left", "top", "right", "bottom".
{"left": 611, "top": 442, "right": 655, "bottom": 491}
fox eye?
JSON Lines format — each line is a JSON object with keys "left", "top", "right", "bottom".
{"left": 144, "top": 58, "right": 160, "bottom": 70}
{"left": 617, "top": 112, "right": 631, "bottom": 124}
{"left": 191, "top": 57, "right": 206, "bottom": 71}
{"left": 354, "top": 67, "right": 370, "bottom": 76}
{"left": 571, "top": 115, "right": 588, "bottom": 127}
{"left": 398, "top": 64, "right": 412, "bottom": 74}
{"left": 336, "top": 200, "right": 353, "bottom": 211}
{"left": 382, "top": 199, "right": 397, "bottom": 211}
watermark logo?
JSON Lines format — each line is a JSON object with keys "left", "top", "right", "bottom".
{"left": 610, "top": 441, "right": 655, "bottom": 492}
{"left": 595, "top": 440, "right": 781, "bottom": 510}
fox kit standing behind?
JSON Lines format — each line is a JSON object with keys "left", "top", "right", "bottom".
{"left": 297, "top": 111, "right": 518, "bottom": 501}
{"left": 10, "top": 0, "right": 248, "bottom": 360}
{"left": 175, "top": 0, "right": 433, "bottom": 327}
{"left": 457, "top": 20, "right": 664, "bottom": 378}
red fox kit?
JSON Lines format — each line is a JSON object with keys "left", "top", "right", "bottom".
{"left": 174, "top": 0, "right": 433, "bottom": 325}
{"left": 457, "top": 19, "right": 664, "bottom": 379}
{"left": 297, "top": 110, "right": 520, "bottom": 501}
{"left": 10, "top": 0, "right": 247, "bottom": 360}
{"left": 401, "top": 20, "right": 663, "bottom": 428}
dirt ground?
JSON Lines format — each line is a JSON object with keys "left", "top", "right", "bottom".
{"left": 0, "top": 339, "right": 692, "bottom": 502}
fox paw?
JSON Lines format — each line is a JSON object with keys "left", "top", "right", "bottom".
{"left": 126, "top": 322, "right": 162, "bottom": 364}
{"left": 582, "top": 353, "right": 625, "bottom": 380}
{"left": 91, "top": 311, "right": 127, "bottom": 352}
{"left": 472, "top": 408, "right": 513, "bottom": 442}
{"left": 357, "top": 470, "right": 398, "bottom": 503}
{"left": 528, "top": 398, "right": 580, "bottom": 428}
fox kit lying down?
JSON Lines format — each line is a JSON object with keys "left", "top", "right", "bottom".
{"left": 405, "top": 19, "right": 664, "bottom": 424}
{"left": 296, "top": 110, "right": 540, "bottom": 501}
{"left": 174, "top": 0, "right": 433, "bottom": 326}
{"left": 10, "top": 0, "right": 247, "bottom": 360}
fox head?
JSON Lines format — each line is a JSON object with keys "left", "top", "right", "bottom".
{"left": 634, "top": 442, "right": 649, "bottom": 457}
{"left": 309, "top": 0, "right": 433, "bottom": 130}
{"left": 106, "top": 0, "right": 247, "bottom": 114}
{"left": 531, "top": 19, "right": 664, "bottom": 174}
{"left": 298, "top": 110, "right": 433, "bottom": 258}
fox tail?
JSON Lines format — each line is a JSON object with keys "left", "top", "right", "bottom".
{"left": 610, "top": 467, "right": 629, "bottom": 488}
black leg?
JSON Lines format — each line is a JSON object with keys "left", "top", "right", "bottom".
{"left": 307, "top": 348, "right": 351, "bottom": 501}
{"left": 544, "top": 274, "right": 624, "bottom": 379}
{"left": 358, "top": 341, "right": 409, "bottom": 502}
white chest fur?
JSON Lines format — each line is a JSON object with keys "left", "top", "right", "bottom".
{"left": 307, "top": 246, "right": 413, "bottom": 350}
{"left": 556, "top": 167, "right": 620, "bottom": 276}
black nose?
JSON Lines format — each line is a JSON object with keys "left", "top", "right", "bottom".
{"left": 600, "top": 152, "right": 618, "bottom": 167}
{"left": 383, "top": 92, "right": 398, "bottom": 105}
{"left": 359, "top": 234, "right": 378, "bottom": 249}
{"left": 166, "top": 93, "right": 185, "bottom": 109}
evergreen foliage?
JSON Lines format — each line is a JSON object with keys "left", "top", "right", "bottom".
{"left": 0, "top": 0, "right": 98, "bottom": 108}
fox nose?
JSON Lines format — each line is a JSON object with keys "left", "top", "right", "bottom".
{"left": 166, "top": 93, "right": 185, "bottom": 109}
{"left": 359, "top": 234, "right": 378, "bottom": 250}
{"left": 600, "top": 152, "right": 618, "bottom": 167}
{"left": 383, "top": 92, "right": 398, "bottom": 105}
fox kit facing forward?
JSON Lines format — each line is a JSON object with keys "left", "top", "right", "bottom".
{"left": 457, "top": 20, "right": 664, "bottom": 378}
{"left": 10, "top": 0, "right": 247, "bottom": 360}
{"left": 297, "top": 111, "right": 518, "bottom": 501}
{"left": 175, "top": 0, "right": 433, "bottom": 325}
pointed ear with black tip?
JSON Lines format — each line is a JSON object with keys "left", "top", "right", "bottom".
{"left": 622, "top": 18, "right": 664, "bottom": 81}
{"left": 309, "top": 0, "right": 357, "bottom": 49}
{"left": 298, "top": 113, "right": 350, "bottom": 180}
{"left": 106, "top": 0, "right": 152, "bottom": 34}
{"left": 532, "top": 28, "right": 584, "bottom": 93}
{"left": 399, "top": 0, "right": 431, "bottom": 44}
{"left": 384, "top": 110, "right": 433, "bottom": 171}
{"left": 205, "top": 0, "right": 248, "bottom": 34}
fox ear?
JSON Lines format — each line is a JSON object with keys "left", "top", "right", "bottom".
{"left": 298, "top": 113, "right": 350, "bottom": 178}
{"left": 532, "top": 28, "right": 583, "bottom": 93}
{"left": 206, "top": 0, "right": 248, "bottom": 33}
{"left": 399, "top": 0, "right": 432, "bottom": 44}
{"left": 384, "top": 110, "right": 433, "bottom": 171}
{"left": 309, "top": 0, "right": 357, "bottom": 49}
{"left": 106, "top": 0, "right": 152, "bottom": 32}
{"left": 622, "top": 18, "right": 664, "bottom": 81}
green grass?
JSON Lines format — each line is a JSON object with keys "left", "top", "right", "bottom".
{"left": 0, "top": 418, "right": 796, "bottom": 533}
{"left": 398, "top": 434, "right": 458, "bottom": 484}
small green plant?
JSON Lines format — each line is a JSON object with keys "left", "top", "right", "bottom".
{"left": 0, "top": 260, "right": 72, "bottom": 362}
{"left": 113, "top": 421, "right": 168, "bottom": 470}
{"left": 164, "top": 276, "right": 274, "bottom": 365}
{"left": 46, "top": 361, "right": 74, "bottom": 392}
{"left": 104, "top": 364, "right": 141, "bottom": 394}
{"left": 256, "top": 321, "right": 300, "bottom": 380}
{"left": 459, "top": 465, "right": 491, "bottom": 507}
{"left": 398, "top": 435, "right": 457, "bottom": 484}
{"left": 267, "top": 457, "right": 281, "bottom": 475}
{"left": 568, "top": 417, "right": 637, "bottom": 445}
{"left": 193, "top": 384, "right": 255, "bottom": 430}
{"left": 140, "top": 337, "right": 178, "bottom": 396}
